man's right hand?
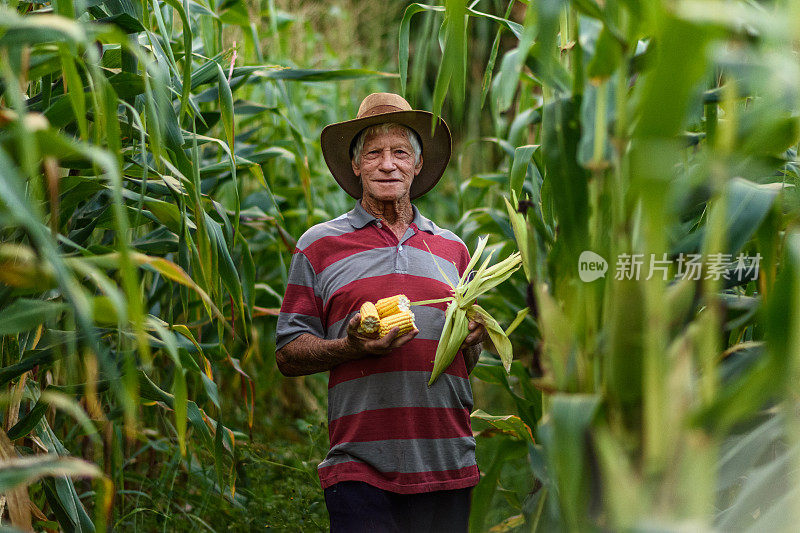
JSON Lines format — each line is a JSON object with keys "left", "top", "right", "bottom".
{"left": 345, "top": 312, "right": 418, "bottom": 356}
{"left": 275, "top": 312, "right": 419, "bottom": 376}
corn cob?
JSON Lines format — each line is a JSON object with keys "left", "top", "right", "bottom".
{"left": 375, "top": 294, "right": 410, "bottom": 318}
{"left": 378, "top": 309, "right": 415, "bottom": 337}
{"left": 358, "top": 301, "right": 380, "bottom": 336}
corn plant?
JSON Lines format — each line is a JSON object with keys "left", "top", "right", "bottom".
{"left": 404, "top": 0, "right": 800, "bottom": 530}
{"left": 0, "top": 0, "right": 399, "bottom": 529}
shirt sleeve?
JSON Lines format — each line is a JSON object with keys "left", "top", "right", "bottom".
{"left": 275, "top": 250, "right": 325, "bottom": 350}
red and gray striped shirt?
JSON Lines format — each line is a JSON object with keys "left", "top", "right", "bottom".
{"left": 276, "top": 201, "right": 479, "bottom": 494}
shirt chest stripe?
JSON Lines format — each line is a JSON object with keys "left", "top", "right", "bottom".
{"left": 315, "top": 245, "right": 461, "bottom": 306}
{"left": 329, "top": 407, "right": 472, "bottom": 443}
{"left": 301, "top": 228, "right": 388, "bottom": 273}
{"left": 328, "top": 338, "right": 469, "bottom": 387}
{"left": 327, "top": 371, "right": 472, "bottom": 421}
{"left": 319, "top": 438, "right": 477, "bottom": 475}
{"left": 317, "top": 464, "right": 480, "bottom": 493}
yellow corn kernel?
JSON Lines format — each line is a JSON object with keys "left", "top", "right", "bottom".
{"left": 375, "top": 294, "right": 410, "bottom": 318}
{"left": 379, "top": 310, "right": 416, "bottom": 337}
{"left": 358, "top": 302, "right": 380, "bottom": 335}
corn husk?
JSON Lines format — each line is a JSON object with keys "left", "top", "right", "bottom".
{"left": 413, "top": 236, "right": 522, "bottom": 385}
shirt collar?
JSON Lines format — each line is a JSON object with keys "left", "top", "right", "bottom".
{"left": 346, "top": 200, "right": 377, "bottom": 229}
{"left": 411, "top": 204, "right": 436, "bottom": 234}
{"left": 346, "top": 200, "right": 437, "bottom": 234}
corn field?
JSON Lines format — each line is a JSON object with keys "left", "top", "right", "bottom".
{"left": 2, "top": 0, "right": 800, "bottom": 530}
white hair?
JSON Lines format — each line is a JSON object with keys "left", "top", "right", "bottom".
{"left": 350, "top": 123, "right": 422, "bottom": 166}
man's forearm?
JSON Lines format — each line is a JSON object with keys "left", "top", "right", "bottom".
{"left": 464, "top": 343, "right": 481, "bottom": 374}
{"left": 276, "top": 334, "right": 360, "bottom": 377}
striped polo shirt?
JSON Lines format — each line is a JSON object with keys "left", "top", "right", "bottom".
{"left": 276, "top": 201, "right": 479, "bottom": 494}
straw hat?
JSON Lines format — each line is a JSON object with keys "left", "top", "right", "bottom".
{"left": 321, "top": 93, "right": 451, "bottom": 200}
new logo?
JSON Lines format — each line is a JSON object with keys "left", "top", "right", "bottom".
{"left": 578, "top": 251, "right": 608, "bottom": 282}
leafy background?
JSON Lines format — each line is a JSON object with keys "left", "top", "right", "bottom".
{"left": 2, "top": 0, "right": 800, "bottom": 531}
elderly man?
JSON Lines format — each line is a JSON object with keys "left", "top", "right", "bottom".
{"left": 275, "top": 93, "right": 486, "bottom": 532}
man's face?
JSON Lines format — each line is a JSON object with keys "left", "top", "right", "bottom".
{"left": 352, "top": 128, "right": 423, "bottom": 203}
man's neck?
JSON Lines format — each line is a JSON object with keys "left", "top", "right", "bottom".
{"left": 360, "top": 197, "right": 414, "bottom": 238}
{"left": 360, "top": 196, "right": 413, "bottom": 225}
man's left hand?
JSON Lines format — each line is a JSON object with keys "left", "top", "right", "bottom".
{"left": 460, "top": 320, "right": 487, "bottom": 351}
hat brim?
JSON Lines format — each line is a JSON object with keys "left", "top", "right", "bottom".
{"left": 321, "top": 110, "right": 451, "bottom": 200}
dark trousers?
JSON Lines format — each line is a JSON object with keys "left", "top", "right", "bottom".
{"left": 324, "top": 481, "right": 472, "bottom": 533}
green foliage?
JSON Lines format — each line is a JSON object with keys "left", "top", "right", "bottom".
{"left": 0, "top": 0, "right": 396, "bottom": 529}
{"left": 409, "top": 0, "right": 800, "bottom": 530}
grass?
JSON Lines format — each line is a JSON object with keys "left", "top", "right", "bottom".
{"left": 118, "top": 404, "right": 330, "bottom": 531}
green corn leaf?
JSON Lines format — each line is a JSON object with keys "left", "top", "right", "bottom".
{"left": 201, "top": 372, "right": 220, "bottom": 410}
{"left": 247, "top": 66, "right": 397, "bottom": 82}
{"left": 146, "top": 316, "right": 181, "bottom": 365}
{"left": 429, "top": 304, "right": 471, "bottom": 385}
{"left": 458, "top": 235, "right": 489, "bottom": 286}
{"left": 214, "top": 408, "right": 226, "bottom": 494}
{"left": 58, "top": 47, "right": 88, "bottom": 140}
{"left": 424, "top": 241, "right": 456, "bottom": 289}
{"left": 0, "top": 456, "right": 103, "bottom": 493}
{"left": 35, "top": 417, "right": 96, "bottom": 531}
{"left": 468, "top": 304, "right": 513, "bottom": 372}
{"left": 469, "top": 438, "right": 528, "bottom": 532}
{"left": 173, "top": 369, "right": 188, "bottom": 456}
{"left": 142, "top": 196, "right": 196, "bottom": 233}
{"left": 39, "top": 392, "right": 101, "bottom": 444}
{"left": 399, "top": 4, "right": 444, "bottom": 95}
{"left": 186, "top": 402, "right": 213, "bottom": 450}
{"left": 492, "top": 4, "right": 536, "bottom": 113}
{"left": 7, "top": 400, "right": 49, "bottom": 440}
{"left": 171, "top": 324, "right": 205, "bottom": 356}
{"left": 0, "top": 8, "right": 84, "bottom": 44}
{"left": 586, "top": 25, "right": 623, "bottom": 82}
{"left": 466, "top": 6, "right": 521, "bottom": 37}
{"left": 428, "top": 303, "right": 458, "bottom": 386}
{"left": 161, "top": 0, "right": 193, "bottom": 120}
{"left": 504, "top": 192, "right": 532, "bottom": 281}
{"left": 205, "top": 215, "right": 244, "bottom": 335}
{"left": 432, "top": 0, "right": 467, "bottom": 120}
{"left": 505, "top": 308, "right": 530, "bottom": 336}
{"left": 0, "top": 350, "right": 57, "bottom": 387}
{"left": 461, "top": 252, "right": 521, "bottom": 301}
{"left": 479, "top": 0, "right": 515, "bottom": 108}
{"left": 509, "top": 145, "right": 537, "bottom": 198}
{"left": 237, "top": 232, "right": 256, "bottom": 317}
{"left": 410, "top": 297, "right": 454, "bottom": 306}
{"left": 216, "top": 61, "right": 236, "bottom": 154}
{"left": 458, "top": 249, "right": 496, "bottom": 301}
{"left": 90, "top": 296, "right": 122, "bottom": 325}
{"left": 130, "top": 253, "right": 229, "bottom": 331}
{"left": 0, "top": 299, "right": 69, "bottom": 335}
{"left": 471, "top": 409, "right": 534, "bottom": 442}
{"left": 539, "top": 395, "right": 601, "bottom": 531}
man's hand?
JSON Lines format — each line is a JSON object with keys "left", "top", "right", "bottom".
{"left": 460, "top": 320, "right": 487, "bottom": 374}
{"left": 459, "top": 320, "right": 487, "bottom": 351}
{"left": 275, "top": 312, "right": 419, "bottom": 377}
{"left": 345, "top": 312, "right": 419, "bottom": 356}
